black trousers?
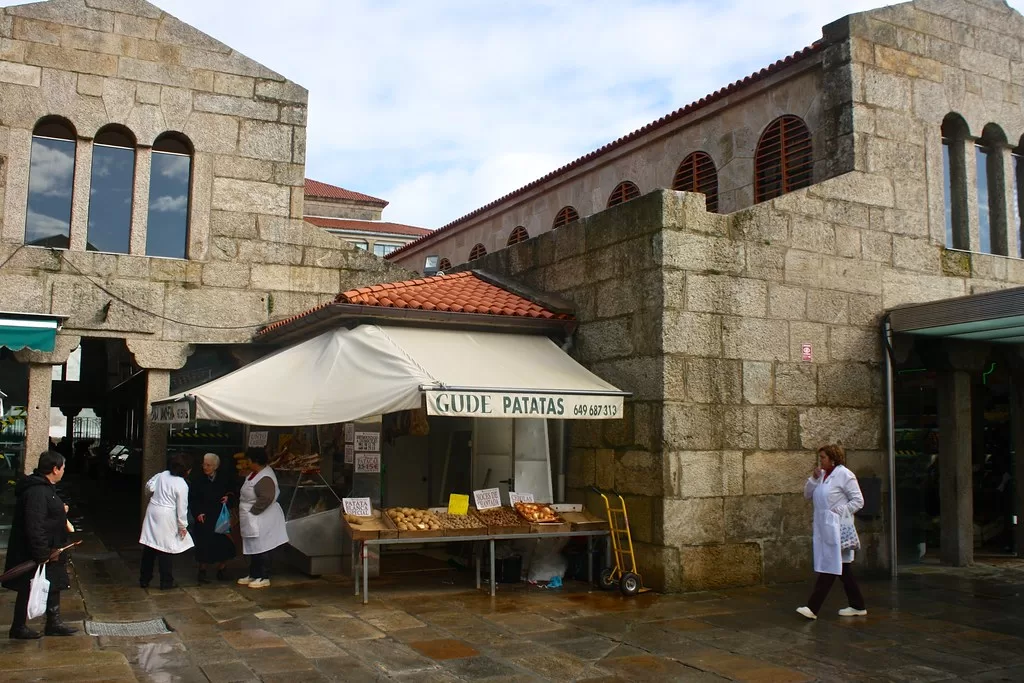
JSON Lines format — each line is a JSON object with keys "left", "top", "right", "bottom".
{"left": 807, "top": 562, "right": 865, "bottom": 614}
{"left": 11, "top": 587, "right": 61, "bottom": 630}
{"left": 140, "top": 546, "right": 174, "bottom": 587}
{"left": 248, "top": 550, "right": 272, "bottom": 580}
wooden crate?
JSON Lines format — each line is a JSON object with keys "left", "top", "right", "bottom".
{"left": 429, "top": 508, "right": 488, "bottom": 538}
{"left": 554, "top": 504, "right": 610, "bottom": 531}
{"left": 341, "top": 509, "right": 397, "bottom": 541}
{"left": 474, "top": 507, "right": 531, "bottom": 535}
{"left": 386, "top": 508, "right": 446, "bottom": 539}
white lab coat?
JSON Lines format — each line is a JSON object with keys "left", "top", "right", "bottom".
{"left": 140, "top": 471, "right": 195, "bottom": 554}
{"left": 238, "top": 467, "right": 288, "bottom": 555}
{"left": 804, "top": 464, "right": 864, "bottom": 576}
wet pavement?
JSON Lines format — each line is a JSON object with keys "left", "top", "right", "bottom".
{"left": 1, "top": 473, "right": 1023, "bottom": 682}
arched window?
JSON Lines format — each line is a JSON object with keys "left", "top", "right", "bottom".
{"left": 552, "top": 206, "right": 579, "bottom": 229}
{"left": 25, "top": 116, "right": 77, "bottom": 249}
{"left": 87, "top": 124, "right": 136, "bottom": 254}
{"left": 942, "top": 114, "right": 970, "bottom": 250}
{"left": 754, "top": 115, "right": 813, "bottom": 203}
{"left": 438, "top": 257, "right": 452, "bottom": 271}
{"left": 507, "top": 226, "right": 529, "bottom": 246}
{"left": 673, "top": 152, "right": 719, "bottom": 213}
{"left": 607, "top": 181, "right": 641, "bottom": 208}
{"left": 468, "top": 243, "right": 487, "bottom": 261}
{"left": 147, "top": 132, "right": 193, "bottom": 259}
{"left": 977, "top": 124, "right": 1008, "bottom": 256}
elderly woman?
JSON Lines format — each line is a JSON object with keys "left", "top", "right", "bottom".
{"left": 237, "top": 448, "right": 288, "bottom": 589}
{"left": 797, "top": 444, "right": 867, "bottom": 620}
{"left": 139, "top": 453, "right": 194, "bottom": 589}
{"left": 189, "top": 453, "right": 237, "bottom": 584}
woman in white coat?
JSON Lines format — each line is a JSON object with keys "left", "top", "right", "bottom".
{"left": 139, "top": 453, "right": 194, "bottom": 589}
{"left": 797, "top": 444, "right": 867, "bottom": 620}
{"left": 236, "top": 448, "right": 288, "bottom": 589}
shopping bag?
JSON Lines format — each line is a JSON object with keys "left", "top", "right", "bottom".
{"left": 27, "top": 564, "right": 50, "bottom": 620}
{"left": 839, "top": 508, "right": 860, "bottom": 551}
{"left": 215, "top": 503, "right": 231, "bottom": 535}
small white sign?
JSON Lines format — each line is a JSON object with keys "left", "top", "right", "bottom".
{"left": 508, "top": 492, "right": 535, "bottom": 505}
{"left": 344, "top": 423, "right": 355, "bottom": 443}
{"left": 150, "top": 400, "right": 191, "bottom": 424}
{"left": 344, "top": 444, "right": 355, "bottom": 464}
{"left": 474, "top": 488, "right": 502, "bottom": 510}
{"left": 354, "top": 452, "right": 381, "bottom": 474}
{"left": 248, "top": 431, "right": 268, "bottom": 448}
{"left": 354, "top": 431, "right": 380, "bottom": 452}
{"left": 342, "top": 497, "right": 372, "bottom": 517}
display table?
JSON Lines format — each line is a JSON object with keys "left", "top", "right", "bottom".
{"left": 353, "top": 530, "right": 610, "bottom": 604}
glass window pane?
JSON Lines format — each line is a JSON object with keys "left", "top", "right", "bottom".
{"left": 373, "top": 243, "right": 398, "bottom": 257}
{"left": 146, "top": 152, "right": 191, "bottom": 259}
{"left": 943, "top": 142, "right": 953, "bottom": 248}
{"left": 1014, "top": 153, "right": 1022, "bottom": 258}
{"left": 25, "top": 136, "right": 76, "bottom": 249}
{"left": 350, "top": 240, "right": 368, "bottom": 250}
{"left": 87, "top": 145, "right": 135, "bottom": 253}
{"left": 976, "top": 145, "right": 991, "bottom": 253}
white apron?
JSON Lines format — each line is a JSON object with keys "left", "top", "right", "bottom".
{"left": 239, "top": 467, "right": 288, "bottom": 556}
{"left": 140, "top": 471, "right": 195, "bottom": 554}
{"left": 805, "top": 465, "right": 863, "bottom": 576}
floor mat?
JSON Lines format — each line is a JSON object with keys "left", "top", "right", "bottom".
{"left": 84, "top": 618, "right": 171, "bottom": 637}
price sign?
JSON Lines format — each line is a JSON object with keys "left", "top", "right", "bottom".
{"left": 508, "top": 492, "right": 535, "bottom": 505}
{"left": 354, "top": 431, "right": 380, "bottom": 452}
{"left": 342, "top": 497, "right": 372, "bottom": 517}
{"left": 247, "top": 431, "right": 268, "bottom": 448}
{"left": 344, "top": 423, "right": 355, "bottom": 443}
{"left": 447, "top": 494, "right": 469, "bottom": 516}
{"left": 354, "top": 452, "right": 381, "bottom": 474}
{"left": 473, "top": 488, "right": 501, "bottom": 510}
{"left": 344, "top": 444, "right": 354, "bottom": 464}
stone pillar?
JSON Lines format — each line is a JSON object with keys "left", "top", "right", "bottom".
{"left": 15, "top": 335, "right": 81, "bottom": 474}
{"left": 69, "top": 139, "right": 94, "bottom": 252}
{"left": 129, "top": 147, "right": 152, "bottom": 256}
{"left": 999, "top": 146, "right": 1019, "bottom": 258}
{"left": 958, "top": 137, "right": 981, "bottom": 253}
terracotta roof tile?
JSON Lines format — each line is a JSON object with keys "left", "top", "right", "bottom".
{"left": 386, "top": 42, "right": 824, "bottom": 261}
{"left": 304, "top": 216, "right": 430, "bottom": 238}
{"left": 304, "top": 179, "right": 389, "bottom": 207}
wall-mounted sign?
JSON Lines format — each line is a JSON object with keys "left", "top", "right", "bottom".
{"left": 354, "top": 452, "right": 381, "bottom": 474}
{"left": 354, "top": 431, "right": 380, "bottom": 452}
{"left": 150, "top": 400, "right": 192, "bottom": 424}
{"left": 473, "top": 488, "right": 502, "bottom": 510}
{"left": 801, "top": 342, "right": 813, "bottom": 362}
{"left": 344, "top": 444, "right": 355, "bottom": 464}
{"left": 425, "top": 391, "right": 622, "bottom": 419}
{"left": 508, "top": 492, "right": 534, "bottom": 505}
{"left": 344, "top": 423, "right": 355, "bottom": 443}
{"left": 342, "top": 497, "right": 372, "bottom": 517}
{"left": 247, "top": 431, "right": 268, "bottom": 448}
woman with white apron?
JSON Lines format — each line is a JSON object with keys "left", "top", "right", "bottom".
{"left": 797, "top": 443, "right": 866, "bottom": 620}
{"left": 237, "top": 448, "right": 288, "bottom": 589}
{"left": 139, "top": 453, "right": 194, "bottom": 589}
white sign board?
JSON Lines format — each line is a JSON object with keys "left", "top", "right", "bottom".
{"left": 344, "top": 423, "right": 355, "bottom": 443}
{"left": 473, "top": 488, "right": 502, "bottom": 510}
{"left": 354, "top": 431, "right": 380, "bottom": 452}
{"left": 342, "top": 497, "right": 372, "bottom": 516}
{"left": 247, "top": 431, "right": 268, "bottom": 448}
{"left": 508, "top": 492, "right": 535, "bottom": 505}
{"left": 354, "top": 452, "right": 381, "bottom": 474}
{"left": 150, "top": 400, "right": 192, "bottom": 424}
{"left": 344, "top": 444, "right": 355, "bottom": 464}
{"left": 426, "top": 391, "right": 623, "bottom": 419}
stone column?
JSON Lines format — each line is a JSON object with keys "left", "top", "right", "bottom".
{"left": 961, "top": 138, "right": 982, "bottom": 254}
{"left": 69, "top": 139, "right": 94, "bottom": 252}
{"left": 14, "top": 335, "right": 81, "bottom": 473}
{"left": 999, "top": 146, "right": 1019, "bottom": 258}
{"left": 129, "top": 147, "right": 152, "bottom": 256}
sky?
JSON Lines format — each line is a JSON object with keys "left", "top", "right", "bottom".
{"left": 19, "top": 0, "right": 1024, "bottom": 230}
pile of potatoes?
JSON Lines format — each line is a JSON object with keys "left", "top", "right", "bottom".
{"left": 386, "top": 507, "right": 442, "bottom": 531}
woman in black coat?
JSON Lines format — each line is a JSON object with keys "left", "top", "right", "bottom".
{"left": 189, "top": 453, "right": 237, "bottom": 583}
{"left": 2, "top": 451, "right": 78, "bottom": 639}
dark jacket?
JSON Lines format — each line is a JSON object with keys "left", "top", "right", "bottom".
{"left": 2, "top": 474, "right": 70, "bottom": 591}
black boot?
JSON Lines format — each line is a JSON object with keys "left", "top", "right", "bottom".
{"left": 215, "top": 568, "right": 227, "bottom": 581}
{"left": 9, "top": 589, "right": 42, "bottom": 640}
{"left": 197, "top": 569, "right": 209, "bottom": 585}
{"left": 44, "top": 605, "right": 78, "bottom": 636}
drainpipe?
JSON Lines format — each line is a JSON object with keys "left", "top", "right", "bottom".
{"left": 883, "top": 315, "right": 898, "bottom": 579}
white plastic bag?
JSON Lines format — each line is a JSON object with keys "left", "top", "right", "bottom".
{"left": 839, "top": 507, "right": 861, "bottom": 551}
{"left": 27, "top": 564, "right": 50, "bottom": 620}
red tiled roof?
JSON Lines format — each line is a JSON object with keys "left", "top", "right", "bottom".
{"left": 305, "top": 179, "right": 388, "bottom": 207}
{"left": 304, "top": 216, "right": 431, "bottom": 238}
{"left": 386, "top": 42, "right": 824, "bottom": 261}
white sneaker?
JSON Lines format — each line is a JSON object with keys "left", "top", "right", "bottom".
{"left": 796, "top": 606, "right": 817, "bottom": 620}
{"left": 248, "top": 578, "right": 270, "bottom": 589}
{"left": 838, "top": 607, "right": 867, "bottom": 617}
{"left": 236, "top": 576, "right": 253, "bottom": 585}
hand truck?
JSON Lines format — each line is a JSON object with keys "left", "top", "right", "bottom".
{"left": 593, "top": 487, "right": 649, "bottom": 596}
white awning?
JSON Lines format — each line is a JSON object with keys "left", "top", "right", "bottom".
{"left": 151, "top": 325, "right": 627, "bottom": 425}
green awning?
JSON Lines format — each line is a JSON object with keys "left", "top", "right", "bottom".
{"left": 0, "top": 316, "right": 59, "bottom": 352}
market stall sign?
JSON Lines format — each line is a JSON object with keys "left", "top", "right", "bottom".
{"left": 354, "top": 452, "right": 381, "bottom": 474}
{"left": 344, "top": 444, "right": 354, "bottom": 464}
{"left": 150, "top": 399, "right": 193, "bottom": 424}
{"left": 248, "top": 431, "right": 268, "bottom": 448}
{"left": 508, "top": 492, "right": 534, "bottom": 505}
{"left": 354, "top": 431, "right": 380, "bottom": 452}
{"left": 425, "top": 391, "right": 623, "bottom": 419}
{"left": 447, "top": 494, "right": 469, "bottom": 516}
{"left": 473, "top": 488, "right": 501, "bottom": 510}
{"left": 343, "top": 497, "right": 372, "bottom": 517}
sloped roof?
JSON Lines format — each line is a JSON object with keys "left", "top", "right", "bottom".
{"left": 304, "top": 179, "right": 388, "bottom": 207}
{"left": 304, "top": 216, "right": 430, "bottom": 238}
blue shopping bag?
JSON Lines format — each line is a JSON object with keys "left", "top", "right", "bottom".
{"left": 214, "top": 503, "right": 231, "bottom": 535}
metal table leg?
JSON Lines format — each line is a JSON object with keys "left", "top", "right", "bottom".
{"left": 587, "top": 535, "right": 594, "bottom": 585}
{"left": 354, "top": 541, "right": 360, "bottom": 596}
{"left": 489, "top": 539, "right": 495, "bottom": 597}
{"left": 362, "top": 541, "right": 370, "bottom": 605}
{"left": 475, "top": 542, "right": 481, "bottom": 590}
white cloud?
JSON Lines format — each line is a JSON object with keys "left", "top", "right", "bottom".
{"left": 26, "top": 208, "right": 69, "bottom": 238}
{"left": 28, "top": 138, "right": 75, "bottom": 198}
{"left": 150, "top": 194, "right": 189, "bottom": 213}
{"left": 155, "top": 153, "right": 192, "bottom": 181}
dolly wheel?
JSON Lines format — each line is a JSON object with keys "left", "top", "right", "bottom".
{"left": 620, "top": 572, "right": 641, "bottom": 596}
{"left": 599, "top": 567, "right": 616, "bottom": 590}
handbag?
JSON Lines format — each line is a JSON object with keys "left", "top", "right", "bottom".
{"left": 214, "top": 503, "right": 231, "bottom": 535}
{"left": 27, "top": 563, "right": 50, "bottom": 620}
{"left": 839, "top": 507, "right": 860, "bottom": 551}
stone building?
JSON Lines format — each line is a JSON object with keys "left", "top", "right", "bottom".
{"left": 0, "top": 0, "right": 411, "bottom": 487}
{"left": 389, "top": 0, "right": 1024, "bottom": 590}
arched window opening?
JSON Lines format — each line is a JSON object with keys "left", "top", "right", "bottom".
{"left": 607, "top": 181, "right": 640, "bottom": 208}
{"left": 507, "top": 226, "right": 529, "bottom": 246}
{"left": 942, "top": 114, "right": 970, "bottom": 250}
{"left": 552, "top": 206, "right": 579, "bottom": 229}
{"left": 25, "top": 116, "right": 77, "bottom": 249}
{"left": 673, "top": 152, "right": 719, "bottom": 213}
{"left": 468, "top": 243, "right": 487, "bottom": 261}
{"left": 438, "top": 257, "right": 452, "bottom": 271}
{"left": 978, "top": 123, "right": 1008, "bottom": 256}
{"left": 754, "top": 115, "right": 813, "bottom": 203}
{"left": 1014, "top": 138, "right": 1024, "bottom": 258}
{"left": 147, "top": 132, "right": 193, "bottom": 259}
{"left": 87, "top": 124, "right": 136, "bottom": 254}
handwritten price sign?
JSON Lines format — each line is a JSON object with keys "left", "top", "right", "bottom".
{"left": 354, "top": 431, "right": 380, "bottom": 452}
{"left": 342, "top": 498, "right": 372, "bottom": 517}
{"left": 473, "top": 488, "right": 502, "bottom": 510}
{"left": 344, "top": 445, "right": 354, "bottom": 464}
{"left": 508, "top": 492, "right": 534, "bottom": 505}
{"left": 354, "top": 452, "right": 381, "bottom": 474}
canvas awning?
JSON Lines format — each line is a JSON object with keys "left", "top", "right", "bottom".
{"left": 151, "top": 325, "right": 628, "bottom": 425}
{"left": 0, "top": 313, "right": 61, "bottom": 353}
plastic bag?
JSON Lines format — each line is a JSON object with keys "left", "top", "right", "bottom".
{"left": 215, "top": 503, "right": 232, "bottom": 535}
{"left": 839, "top": 508, "right": 860, "bottom": 551}
{"left": 27, "top": 564, "right": 50, "bottom": 620}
